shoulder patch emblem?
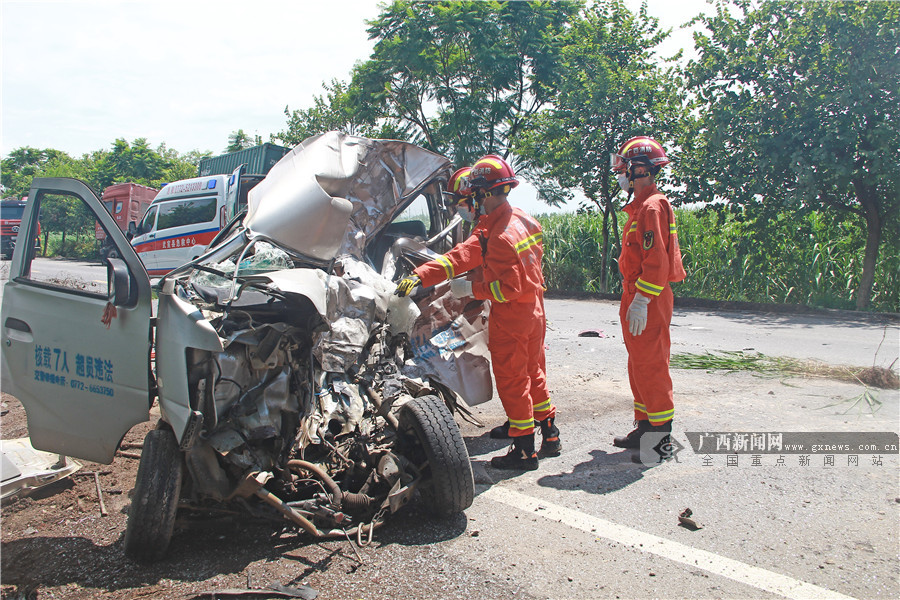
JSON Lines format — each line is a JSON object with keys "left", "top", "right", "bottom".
{"left": 643, "top": 230, "right": 654, "bottom": 250}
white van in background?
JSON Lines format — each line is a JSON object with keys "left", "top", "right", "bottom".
{"left": 131, "top": 166, "right": 262, "bottom": 276}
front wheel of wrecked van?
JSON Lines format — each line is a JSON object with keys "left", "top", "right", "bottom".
{"left": 123, "top": 425, "right": 184, "bottom": 563}
{"left": 397, "top": 395, "right": 474, "bottom": 517}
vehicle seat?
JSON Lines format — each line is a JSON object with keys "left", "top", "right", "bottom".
{"left": 368, "top": 220, "right": 428, "bottom": 272}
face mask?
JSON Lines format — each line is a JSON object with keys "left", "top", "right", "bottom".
{"left": 458, "top": 203, "right": 476, "bottom": 222}
{"left": 617, "top": 173, "right": 631, "bottom": 193}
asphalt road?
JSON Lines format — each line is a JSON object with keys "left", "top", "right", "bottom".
{"left": 454, "top": 298, "right": 899, "bottom": 600}
{"left": 2, "top": 260, "right": 899, "bottom": 599}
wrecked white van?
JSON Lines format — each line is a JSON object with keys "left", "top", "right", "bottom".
{"left": 0, "top": 132, "right": 491, "bottom": 562}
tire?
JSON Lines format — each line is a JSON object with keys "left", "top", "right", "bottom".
{"left": 398, "top": 395, "right": 474, "bottom": 516}
{"left": 106, "top": 247, "right": 120, "bottom": 260}
{"left": 124, "top": 427, "right": 184, "bottom": 562}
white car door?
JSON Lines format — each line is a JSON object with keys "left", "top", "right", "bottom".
{"left": 0, "top": 178, "right": 154, "bottom": 464}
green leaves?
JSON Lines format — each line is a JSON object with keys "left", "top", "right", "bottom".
{"left": 682, "top": 0, "right": 899, "bottom": 308}
{"left": 348, "top": 0, "right": 580, "bottom": 163}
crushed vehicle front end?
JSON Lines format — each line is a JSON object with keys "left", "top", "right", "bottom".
{"left": 135, "top": 132, "right": 485, "bottom": 562}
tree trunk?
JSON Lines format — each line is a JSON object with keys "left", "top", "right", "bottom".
{"left": 600, "top": 201, "right": 611, "bottom": 293}
{"left": 854, "top": 180, "right": 881, "bottom": 310}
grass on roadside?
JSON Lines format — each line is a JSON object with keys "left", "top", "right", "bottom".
{"left": 671, "top": 350, "right": 898, "bottom": 389}
{"left": 671, "top": 350, "right": 898, "bottom": 415}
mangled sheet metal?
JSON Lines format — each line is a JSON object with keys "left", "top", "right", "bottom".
{"left": 190, "top": 131, "right": 490, "bottom": 407}
{"left": 406, "top": 285, "right": 493, "bottom": 406}
{"left": 246, "top": 131, "right": 451, "bottom": 262}
{"left": 1, "top": 437, "right": 82, "bottom": 502}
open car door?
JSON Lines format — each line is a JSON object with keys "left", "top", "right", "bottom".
{"left": 224, "top": 164, "right": 245, "bottom": 223}
{"left": 0, "top": 178, "right": 154, "bottom": 464}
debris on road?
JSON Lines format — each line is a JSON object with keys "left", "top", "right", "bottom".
{"left": 678, "top": 508, "right": 703, "bottom": 530}
{"left": 577, "top": 329, "right": 606, "bottom": 338}
{"left": 0, "top": 437, "right": 81, "bottom": 502}
{"left": 196, "top": 582, "right": 318, "bottom": 599}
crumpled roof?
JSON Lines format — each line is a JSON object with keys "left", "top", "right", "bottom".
{"left": 245, "top": 132, "right": 451, "bottom": 263}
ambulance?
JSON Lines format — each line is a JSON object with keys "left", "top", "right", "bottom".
{"left": 131, "top": 166, "right": 262, "bottom": 276}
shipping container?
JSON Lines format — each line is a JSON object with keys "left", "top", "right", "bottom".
{"left": 197, "top": 143, "right": 290, "bottom": 177}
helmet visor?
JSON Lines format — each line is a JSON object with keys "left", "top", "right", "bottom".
{"left": 610, "top": 153, "right": 627, "bottom": 172}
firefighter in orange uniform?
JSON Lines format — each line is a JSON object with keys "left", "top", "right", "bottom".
{"left": 395, "top": 157, "right": 561, "bottom": 470}
{"left": 610, "top": 136, "right": 685, "bottom": 452}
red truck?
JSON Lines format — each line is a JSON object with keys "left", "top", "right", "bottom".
{"left": 1, "top": 198, "right": 41, "bottom": 260}
{"left": 95, "top": 183, "right": 158, "bottom": 260}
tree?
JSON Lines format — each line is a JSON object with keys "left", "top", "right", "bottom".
{"left": 93, "top": 138, "right": 203, "bottom": 190}
{"left": 274, "top": 79, "right": 387, "bottom": 146}
{"left": 683, "top": 0, "right": 900, "bottom": 309}
{"left": 94, "top": 138, "right": 166, "bottom": 189}
{"left": 226, "top": 129, "right": 261, "bottom": 152}
{"left": 516, "top": 0, "right": 685, "bottom": 292}
{"left": 348, "top": 0, "right": 580, "bottom": 164}
{"left": 1, "top": 147, "right": 72, "bottom": 199}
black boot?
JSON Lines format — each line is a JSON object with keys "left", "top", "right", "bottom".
{"left": 489, "top": 420, "right": 513, "bottom": 439}
{"left": 613, "top": 420, "right": 652, "bottom": 449}
{"left": 490, "top": 434, "right": 539, "bottom": 471}
{"left": 631, "top": 420, "right": 674, "bottom": 463}
{"left": 489, "top": 419, "right": 538, "bottom": 439}
{"left": 538, "top": 416, "right": 562, "bottom": 457}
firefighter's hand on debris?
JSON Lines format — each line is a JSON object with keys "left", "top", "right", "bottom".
{"left": 626, "top": 293, "right": 650, "bottom": 336}
{"left": 394, "top": 275, "right": 421, "bottom": 297}
{"left": 450, "top": 278, "right": 473, "bottom": 298}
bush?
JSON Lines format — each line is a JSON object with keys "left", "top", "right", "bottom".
{"left": 539, "top": 208, "right": 899, "bottom": 312}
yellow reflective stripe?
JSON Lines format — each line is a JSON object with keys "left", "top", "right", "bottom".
{"left": 633, "top": 402, "right": 647, "bottom": 414}
{"left": 437, "top": 255, "right": 455, "bottom": 279}
{"left": 509, "top": 418, "right": 535, "bottom": 431}
{"left": 636, "top": 278, "right": 663, "bottom": 297}
{"left": 622, "top": 138, "right": 663, "bottom": 154}
{"left": 628, "top": 223, "right": 638, "bottom": 232}
{"left": 477, "top": 157, "right": 505, "bottom": 170}
{"left": 532, "top": 399, "right": 552, "bottom": 412}
{"left": 648, "top": 409, "right": 674, "bottom": 424}
{"left": 669, "top": 223, "right": 677, "bottom": 234}
{"left": 490, "top": 280, "right": 506, "bottom": 303}
{"left": 515, "top": 232, "right": 543, "bottom": 254}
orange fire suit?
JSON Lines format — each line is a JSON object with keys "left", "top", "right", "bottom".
{"left": 414, "top": 200, "right": 553, "bottom": 437}
{"left": 618, "top": 184, "right": 686, "bottom": 426}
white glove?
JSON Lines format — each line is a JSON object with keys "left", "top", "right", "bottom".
{"left": 626, "top": 293, "right": 651, "bottom": 336}
{"left": 450, "top": 278, "right": 473, "bottom": 298}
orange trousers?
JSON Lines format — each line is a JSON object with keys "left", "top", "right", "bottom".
{"left": 488, "top": 291, "right": 554, "bottom": 437}
{"left": 620, "top": 285, "right": 675, "bottom": 425}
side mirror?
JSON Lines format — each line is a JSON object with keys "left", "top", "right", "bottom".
{"left": 106, "top": 258, "right": 133, "bottom": 307}
{"left": 126, "top": 221, "right": 137, "bottom": 240}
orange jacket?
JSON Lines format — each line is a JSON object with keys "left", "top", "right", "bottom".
{"left": 415, "top": 200, "right": 545, "bottom": 304}
{"left": 619, "top": 185, "right": 686, "bottom": 297}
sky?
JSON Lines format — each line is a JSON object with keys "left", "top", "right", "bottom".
{"left": 0, "top": 0, "right": 713, "bottom": 214}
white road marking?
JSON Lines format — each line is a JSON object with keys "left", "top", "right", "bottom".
{"left": 483, "top": 486, "right": 857, "bottom": 600}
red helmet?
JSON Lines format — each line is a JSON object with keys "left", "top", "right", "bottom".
{"left": 469, "top": 154, "right": 519, "bottom": 193}
{"left": 610, "top": 136, "right": 670, "bottom": 173}
{"left": 443, "top": 166, "right": 473, "bottom": 202}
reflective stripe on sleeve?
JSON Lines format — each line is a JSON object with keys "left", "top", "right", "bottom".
{"left": 669, "top": 223, "right": 677, "bottom": 235}
{"left": 636, "top": 278, "right": 664, "bottom": 296}
{"left": 490, "top": 280, "right": 507, "bottom": 303}
{"left": 515, "top": 232, "right": 543, "bottom": 254}
{"left": 437, "top": 255, "right": 455, "bottom": 279}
